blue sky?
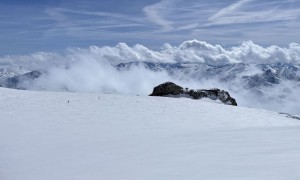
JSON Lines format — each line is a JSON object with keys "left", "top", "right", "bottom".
{"left": 1, "top": 0, "right": 300, "bottom": 55}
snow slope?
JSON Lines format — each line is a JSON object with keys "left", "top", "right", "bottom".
{"left": 1, "top": 87, "right": 300, "bottom": 180}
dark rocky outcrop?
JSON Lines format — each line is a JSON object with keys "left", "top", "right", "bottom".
{"left": 150, "top": 82, "right": 237, "bottom": 106}
{"left": 149, "top": 82, "right": 184, "bottom": 96}
{"left": 2, "top": 70, "right": 42, "bottom": 89}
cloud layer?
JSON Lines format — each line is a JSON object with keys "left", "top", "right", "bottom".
{"left": 2, "top": 40, "right": 300, "bottom": 69}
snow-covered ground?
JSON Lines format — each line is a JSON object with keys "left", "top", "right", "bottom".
{"left": 1, "top": 87, "right": 300, "bottom": 180}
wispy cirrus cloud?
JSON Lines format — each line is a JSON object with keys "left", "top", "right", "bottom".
{"left": 44, "top": 7, "right": 145, "bottom": 32}
{"left": 42, "top": 1, "right": 217, "bottom": 41}
{"left": 209, "top": 0, "right": 254, "bottom": 21}
{"left": 1, "top": 0, "right": 300, "bottom": 55}
{"left": 207, "top": 0, "right": 300, "bottom": 26}
{"left": 142, "top": 0, "right": 223, "bottom": 32}
{"left": 143, "top": 0, "right": 174, "bottom": 31}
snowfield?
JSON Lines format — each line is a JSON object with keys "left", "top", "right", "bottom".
{"left": 1, "top": 87, "right": 300, "bottom": 180}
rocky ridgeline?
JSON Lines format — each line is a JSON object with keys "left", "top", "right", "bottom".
{"left": 150, "top": 82, "right": 237, "bottom": 106}
{"left": 0, "top": 70, "right": 42, "bottom": 89}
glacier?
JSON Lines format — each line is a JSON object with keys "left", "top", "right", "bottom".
{"left": 0, "top": 87, "right": 300, "bottom": 180}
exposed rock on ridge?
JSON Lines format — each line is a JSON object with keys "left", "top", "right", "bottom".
{"left": 150, "top": 82, "right": 237, "bottom": 106}
{"left": 0, "top": 70, "right": 42, "bottom": 89}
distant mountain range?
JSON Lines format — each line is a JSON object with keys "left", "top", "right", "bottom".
{"left": 1, "top": 62, "right": 299, "bottom": 92}
{"left": 116, "top": 62, "right": 300, "bottom": 90}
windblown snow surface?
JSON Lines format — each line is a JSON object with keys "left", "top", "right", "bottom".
{"left": 1, "top": 87, "right": 300, "bottom": 180}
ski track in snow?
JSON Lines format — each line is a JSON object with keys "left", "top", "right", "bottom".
{"left": 0, "top": 87, "right": 300, "bottom": 180}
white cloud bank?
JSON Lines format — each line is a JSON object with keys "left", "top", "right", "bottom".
{"left": 67, "top": 40, "right": 300, "bottom": 65}
{"left": 2, "top": 40, "right": 299, "bottom": 70}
